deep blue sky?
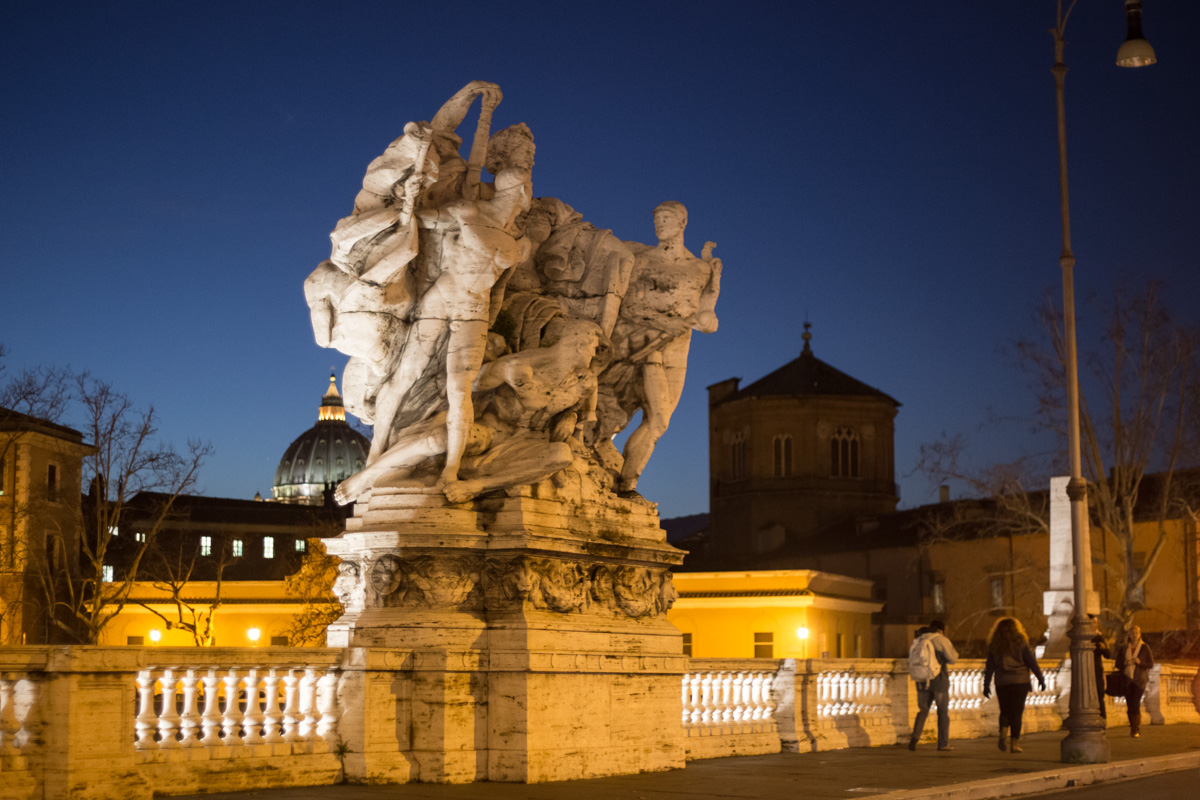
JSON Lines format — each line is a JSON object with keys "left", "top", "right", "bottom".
{"left": 4, "top": 2, "right": 1199, "bottom": 517}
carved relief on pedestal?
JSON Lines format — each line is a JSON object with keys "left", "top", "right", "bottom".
{"left": 478, "top": 555, "right": 672, "bottom": 618}
{"left": 362, "top": 553, "right": 484, "bottom": 610}
{"left": 332, "top": 560, "right": 366, "bottom": 613}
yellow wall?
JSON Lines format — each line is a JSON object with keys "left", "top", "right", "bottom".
{"left": 668, "top": 570, "right": 880, "bottom": 659}
{"left": 98, "top": 581, "right": 310, "bottom": 647}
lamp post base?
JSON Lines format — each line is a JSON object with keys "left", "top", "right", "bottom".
{"left": 1060, "top": 614, "right": 1110, "bottom": 764}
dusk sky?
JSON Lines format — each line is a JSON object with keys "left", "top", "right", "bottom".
{"left": 4, "top": 2, "right": 1199, "bottom": 518}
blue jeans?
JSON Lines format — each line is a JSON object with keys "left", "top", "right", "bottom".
{"left": 911, "top": 684, "right": 950, "bottom": 748}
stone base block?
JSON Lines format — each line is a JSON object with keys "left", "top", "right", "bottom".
{"left": 486, "top": 670, "right": 684, "bottom": 782}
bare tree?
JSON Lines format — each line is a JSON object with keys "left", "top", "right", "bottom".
{"left": 919, "top": 283, "right": 1197, "bottom": 632}
{"left": 137, "top": 533, "right": 238, "bottom": 647}
{"left": 35, "top": 374, "right": 211, "bottom": 643}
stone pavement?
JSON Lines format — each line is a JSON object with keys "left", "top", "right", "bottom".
{"left": 172, "top": 724, "right": 1200, "bottom": 800}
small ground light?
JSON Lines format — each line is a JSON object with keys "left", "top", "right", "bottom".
{"left": 796, "top": 627, "right": 810, "bottom": 639}
{"left": 148, "top": 629, "right": 162, "bottom": 643}
{"left": 247, "top": 627, "right": 261, "bottom": 643}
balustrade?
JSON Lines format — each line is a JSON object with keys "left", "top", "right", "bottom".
{"left": 133, "top": 663, "right": 341, "bottom": 753}
{"left": 680, "top": 666, "right": 777, "bottom": 732}
{"left": 816, "top": 665, "right": 892, "bottom": 719}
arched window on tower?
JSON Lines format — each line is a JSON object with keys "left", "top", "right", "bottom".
{"left": 730, "top": 432, "right": 747, "bottom": 480}
{"left": 831, "top": 427, "right": 860, "bottom": 478}
{"left": 772, "top": 434, "right": 793, "bottom": 477}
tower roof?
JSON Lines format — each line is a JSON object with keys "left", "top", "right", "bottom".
{"left": 719, "top": 329, "right": 900, "bottom": 406}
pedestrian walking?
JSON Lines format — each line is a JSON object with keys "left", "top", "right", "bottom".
{"left": 1090, "top": 618, "right": 1111, "bottom": 720}
{"left": 907, "top": 619, "right": 958, "bottom": 752}
{"left": 1114, "top": 624, "right": 1154, "bottom": 737}
{"left": 982, "top": 617, "right": 1045, "bottom": 754}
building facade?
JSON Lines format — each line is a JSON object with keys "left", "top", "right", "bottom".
{"left": 705, "top": 327, "right": 899, "bottom": 560}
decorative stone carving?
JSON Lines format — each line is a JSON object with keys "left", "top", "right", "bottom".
{"left": 403, "top": 555, "right": 483, "bottom": 609}
{"left": 307, "top": 81, "right": 721, "bottom": 507}
{"left": 332, "top": 560, "right": 365, "bottom": 612}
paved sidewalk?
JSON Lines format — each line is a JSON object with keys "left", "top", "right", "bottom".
{"left": 171, "top": 724, "right": 1200, "bottom": 800}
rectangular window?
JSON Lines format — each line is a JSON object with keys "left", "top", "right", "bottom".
{"left": 270, "top": 636, "right": 289, "bottom": 647}
{"left": 232, "top": 539, "right": 244, "bottom": 557}
{"left": 127, "top": 635, "right": 144, "bottom": 646}
{"left": 932, "top": 580, "right": 946, "bottom": 614}
{"left": 835, "top": 633, "right": 845, "bottom": 658}
{"left": 681, "top": 632, "right": 693, "bottom": 657}
{"left": 102, "top": 565, "right": 114, "bottom": 582}
{"left": 295, "top": 538, "right": 307, "bottom": 552}
{"left": 819, "top": 632, "right": 829, "bottom": 658}
{"left": 46, "top": 463, "right": 58, "bottom": 501}
{"left": 108, "top": 525, "right": 118, "bottom": 537}
{"left": 990, "top": 576, "right": 1006, "bottom": 609}
{"left": 134, "top": 532, "right": 146, "bottom": 543}
{"left": 200, "top": 536, "right": 212, "bottom": 557}
{"left": 753, "top": 631, "right": 774, "bottom": 658}
{"left": 855, "top": 634, "right": 864, "bottom": 658}
{"left": 263, "top": 536, "right": 274, "bottom": 559}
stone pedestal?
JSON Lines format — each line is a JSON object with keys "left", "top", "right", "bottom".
{"left": 324, "top": 487, "right": 686, "bottom": 783}
{"left": 1043, "top": 477, "right": 1099, "bottom": 658}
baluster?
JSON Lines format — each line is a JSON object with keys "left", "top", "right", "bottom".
{"left": 697, "top": 673, "right": 712, "bottom": 725}
{"left": 299, "top": 668, "right": 319, "bottom": 741}
{"left": 178, "top": 670, "right": 201, "bottom": 747}
{"left": 282, "top": 669, "right": 301, "bottom": 743}
{"left": 317, "top": 669, "right": 340, "bottom": 744}
{"left": 731, "top": 672, "right": 746, "bottom": 723}
{"left": 687, "top": 672, "right": 702, "bottom": 726}
{"left": 719, "top": 671, "right": 734, "bottom": 725}
{"left": 242, "top": 669, "right": 264, "bottom": 744}
{"left": 135, "top": 670, "right": 158, "bottom": 749}
{"left": 0, "top": 674, "right": 18, "bottom": 755}
{"left": 156, "top": 669, "right": 181, "bottom": 749}
{"left": 835, "top": 672, "right": 848, "bottom": 716}
{"left": 199, "top": 670, "right": 223, "bottom": 747}
{"left": 11, "top": 677, "right": 37, "bottom": 750}
{"left": 221, "top": 670, "right": 244, "bottom": 745}
{"left": 680, "top": 672, "right": 692, "bottom": 726}
{"left": 262, "top": 670, "right": 284, "bottom": 743}
{"left": 748, "top": 672, "right": 764, "bottom": 721}
{"left": 851, "top": 674, "right": 864, "bottom": 715}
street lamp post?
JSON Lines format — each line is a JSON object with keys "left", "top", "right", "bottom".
{"left": 1051, "top": 0, "right": 1155, "bottom": 765}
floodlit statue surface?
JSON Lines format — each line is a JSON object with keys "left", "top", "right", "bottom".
{"left": 307, "top": 82, "right": 721, "bottom": 507}
{"left": 304, "top": 82, "right": 722, "bottom": 784}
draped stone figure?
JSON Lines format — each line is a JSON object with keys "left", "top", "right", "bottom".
{"left": 305, "top": 82, "right": 721, "bottom": 507}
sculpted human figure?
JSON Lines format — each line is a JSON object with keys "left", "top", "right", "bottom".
{"left": 366, "top": 123, "right": 535, "bottom": 496}
{"left": 304, "top": 122, "right": 437, "bottom": 383}
{"left": 598, "top": 201, "right": 721, "bottom": 495}
{"left": 334, "top": 316, "right": 607, "bottom": 506}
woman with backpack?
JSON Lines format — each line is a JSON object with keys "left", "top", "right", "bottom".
{"left": 1114, "top": 624, "right": 1154, "bottom": 737}
{"left": 982, "top": 617, "right": 1045, "bottom": 753}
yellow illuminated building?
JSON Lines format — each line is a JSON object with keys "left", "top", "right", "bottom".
{"left": 668, "top": 569, "right": 882, "bottom": 659}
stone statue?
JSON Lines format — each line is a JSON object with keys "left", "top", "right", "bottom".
{"left": 595, "top": 201, "right": 722, "bottom": 496}
{"left": 306, "top": 82, "right": 721, "bottom": 507}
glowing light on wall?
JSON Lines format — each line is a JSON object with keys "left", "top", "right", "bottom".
{"left": 148, "top": 629, "right": 162, "bottom": 643}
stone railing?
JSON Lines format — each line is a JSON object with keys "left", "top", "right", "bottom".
{"left": 0, "top": 647, "right": 365, "bottom": 800}
{"left": 133, "top": 656, "right": 343, "bottom": 754}
{"left": 3, "top": 648, "right": 1197, "bottom": 798}
{"left": 1146, "top": 662, "right": 1200, "bottom": 725}
{"left": 684, "top": 656, "right": 1200, "bottom": 759}
{"left": 680, "top": 659, "right": 780, "bottom": 759}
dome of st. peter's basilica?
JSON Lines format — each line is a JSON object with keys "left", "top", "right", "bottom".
{"left": 272, "top": 374, "right": 369, "bottom": 505}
